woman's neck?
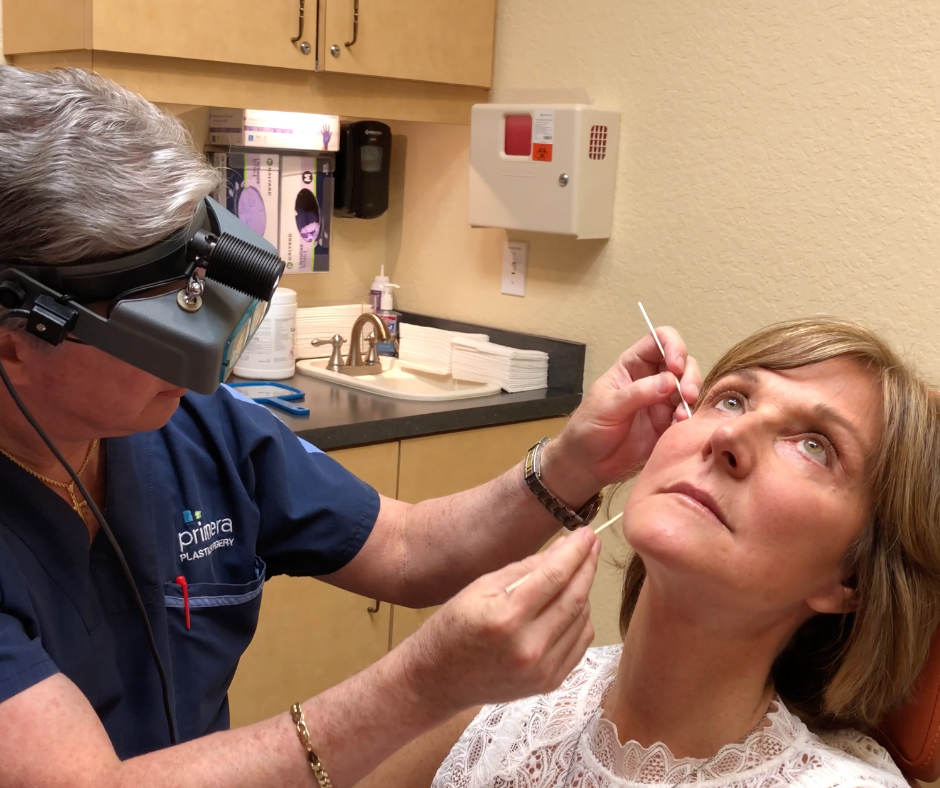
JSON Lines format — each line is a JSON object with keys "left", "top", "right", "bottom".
{"left": 602, "top": 579, "right": 789, "bottom": 759}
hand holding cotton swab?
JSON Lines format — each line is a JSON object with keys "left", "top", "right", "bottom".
{"left": 504, "top": 512, "right": 623, "bottom": 593}
{"left": 637, "top": 302, "right": 693, "bottom": 419}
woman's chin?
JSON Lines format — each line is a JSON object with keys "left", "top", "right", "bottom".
{"left": 626, "top": 519, "right": 735, "bottom": 579}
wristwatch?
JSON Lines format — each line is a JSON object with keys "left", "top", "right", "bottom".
{"left": 524, "top": 438, "right": 603, "bottom": 530}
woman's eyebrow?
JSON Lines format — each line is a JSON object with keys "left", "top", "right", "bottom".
{"left": 715, "top": 368, "right": 761, "bottom": 387}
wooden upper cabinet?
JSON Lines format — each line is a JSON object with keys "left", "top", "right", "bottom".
{"left": 321, "top": 0, "right": 497, "bottom": 87}
{"left": 91, "top": 0, "right": 317, "bottom": 72}
{"left": 2, "top": 0, "right": 497, "bottom": 88}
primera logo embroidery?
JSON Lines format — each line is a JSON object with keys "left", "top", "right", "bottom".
{"left": 178, "top": 509, "right": 235, "bottom": 562}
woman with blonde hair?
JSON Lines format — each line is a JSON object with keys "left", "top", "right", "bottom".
{"left": 362, "top": 318, "right": 940, "bottom": 788}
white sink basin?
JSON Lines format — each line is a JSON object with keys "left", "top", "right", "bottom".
{"left": 295, "top": 357, "right": 502, "bottom": 401}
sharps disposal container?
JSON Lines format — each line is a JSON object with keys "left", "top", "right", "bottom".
{"left": 468, "top": 104, "right": 620, "bottom": 239}
{"left": 233, "top": 287, "right": 298, "bottom": 380}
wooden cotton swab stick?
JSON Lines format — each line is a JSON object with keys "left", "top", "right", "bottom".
{"left": 504, "top": 512, "right": 623, "bottom": 593}
{"left": 637, "top": 301, "right": 693, "bottom": 419}
{"left": 592, "top": 511, "right": 622, "bottom": 536}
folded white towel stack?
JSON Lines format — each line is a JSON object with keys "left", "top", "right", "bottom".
{"left": 451, "top": 337, "right": 549, "bottom": 393}
{"left": 398, "top": 323, "right": 490, "bottom": 375}
{"left": 295, "top": 304, "right": 372, "bottom": 360}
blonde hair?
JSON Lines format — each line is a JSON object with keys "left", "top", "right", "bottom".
{"left": 618, "top": 318, "right": 940, "bottom": 728}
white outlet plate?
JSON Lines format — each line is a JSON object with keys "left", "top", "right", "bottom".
{"left": 501, "top": 241, "right": 528, "bottom": 297}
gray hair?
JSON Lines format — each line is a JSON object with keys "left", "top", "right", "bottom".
{"left": 0, "top": 65, "right": 220, "bottom": 265}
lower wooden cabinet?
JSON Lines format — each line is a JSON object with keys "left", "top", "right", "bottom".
{"left": 227, "top": 443, "right": 398, "bottom": 728}
{"left": 227, "top": 577, "right": 392, "bottom": 728}
{"left": 228, "top": 418, "right": 571, "bottom": 726}
{"left": 390, "top": 417, "right": 568, "bottom": 648}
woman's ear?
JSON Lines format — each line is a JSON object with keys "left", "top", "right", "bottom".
{"left": 806, "top": 578, "right": 858, "bottom": 615}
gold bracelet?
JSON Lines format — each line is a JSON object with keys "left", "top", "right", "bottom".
{"left": 290, "top": 703, "right": 334, "bottom": 788}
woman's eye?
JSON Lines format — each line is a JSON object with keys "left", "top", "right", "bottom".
{"left": 798, "top": 436, "right": 830, "bottom": 465}
{"left": 716, "top": 394, "right": 745, "bottom": 413}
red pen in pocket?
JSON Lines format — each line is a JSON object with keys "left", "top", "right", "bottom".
{"left": 175, "top": 575, "right": 191, "bottom": 630}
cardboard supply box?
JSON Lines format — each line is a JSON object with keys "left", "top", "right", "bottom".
{"left": 280, "top": 155, "right": 332, "bottom": 274}
{"left": 208, "top": 108, "right": 340, "bottom": 152}
{"left": 209, "top": 152, "right": 280, "bottom": 249}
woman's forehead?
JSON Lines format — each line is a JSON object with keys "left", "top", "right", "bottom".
{"left": 715, "top": 358, "right": 879, "bottom": 392}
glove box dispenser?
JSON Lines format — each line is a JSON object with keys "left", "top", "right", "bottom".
{"left": 468, "top": 104, "right": 620, "bottom": 240}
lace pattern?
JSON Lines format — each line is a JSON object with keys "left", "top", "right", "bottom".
{"left": 432, "top": 646, "right": 909, "bottom": 788}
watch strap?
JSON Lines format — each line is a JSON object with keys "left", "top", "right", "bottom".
{"left": 524, "top": 438, "right": 603, "bottom": 530}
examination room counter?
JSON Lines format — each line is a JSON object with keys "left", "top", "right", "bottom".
{"left": 230, "top": 313, "right": 585, "bottom": 451}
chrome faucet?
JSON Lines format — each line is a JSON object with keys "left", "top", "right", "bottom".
{"left": 342, "top": 313, "right": 390, "bottom": 375}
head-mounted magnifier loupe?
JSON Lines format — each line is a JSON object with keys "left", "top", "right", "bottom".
{"left": 0, "top": 198, "right": 285, "bottom": 394}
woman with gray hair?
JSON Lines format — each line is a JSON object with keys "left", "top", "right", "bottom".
{"left": 0, "top": 66, "right": 701, "bottom": 787}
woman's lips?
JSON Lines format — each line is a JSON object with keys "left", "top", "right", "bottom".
{"left": 663, "top": 483, "right": 730, "bottom": 529}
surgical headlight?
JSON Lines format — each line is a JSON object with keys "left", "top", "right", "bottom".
{"left": 188, "top": 229, "right": 283, "bottom": 302}
{"left": 0, "top": 198, "right": 286, "bottom": 394}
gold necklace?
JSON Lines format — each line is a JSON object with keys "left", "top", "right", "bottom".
{"left": 0, "top": 439, "right": 100, "bottom": 526}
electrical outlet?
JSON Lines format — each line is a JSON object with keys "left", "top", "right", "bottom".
{"left": 501, "top": 241, "right": 528, "bottom": 297}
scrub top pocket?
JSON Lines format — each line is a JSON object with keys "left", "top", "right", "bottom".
{"left": 163, "top": 556, "right": 266, "bottom": 741}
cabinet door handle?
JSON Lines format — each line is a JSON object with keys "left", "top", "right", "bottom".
{"left": 367, "top": 599, "right": 380, "bottom": 614}
{"left": 291, "top": 0, "right": 306, "bottom": 43}
{"left": 344, "top": 0, "right": 360, "bottom": 48}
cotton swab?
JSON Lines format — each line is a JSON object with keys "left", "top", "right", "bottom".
{"left": 504, "top": 512, "right": 623, "bottom": 593}
{"left": 637, "top": 302, "right": 693, "bottom": 419}
{"left": 592, "top": 512, "right": 621, "bottom": 537}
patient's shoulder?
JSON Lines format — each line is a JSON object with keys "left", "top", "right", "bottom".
{"left": 431, "top": 645, "right": 621, "bottom": 787}
{"left": 810, "top": 727, "right": 909, "bottom": 787}
{"left": 465, "top": 644, "right": 620, "bottom": 739}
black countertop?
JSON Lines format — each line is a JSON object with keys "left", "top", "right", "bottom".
{"left": 231, "top": 313, "right": 586, "bottom": 451}
{"left": 235, "top": 372, "right": 582, "bottom": 451}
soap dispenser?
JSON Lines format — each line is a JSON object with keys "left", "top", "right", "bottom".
{"left": 376, "top": 282, "right": 401, "bottom": 357}
{"left": 368, "top": 265, "right": 390, "bottom": 312}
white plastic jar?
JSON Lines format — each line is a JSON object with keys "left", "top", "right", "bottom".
{"left": 233, "top": 287, "right": 298, "bottom": 380}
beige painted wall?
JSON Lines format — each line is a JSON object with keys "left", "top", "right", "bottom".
{"left": 388, "top": 0, "right": 940, "bottom": 390}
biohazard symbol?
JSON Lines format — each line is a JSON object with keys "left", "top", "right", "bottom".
{"left": 532, "top": 143, "right": 553, "bottom": 162}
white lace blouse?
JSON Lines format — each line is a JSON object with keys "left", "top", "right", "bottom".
{"left": 432, "top": 646, "right": 908, "bottom": 788}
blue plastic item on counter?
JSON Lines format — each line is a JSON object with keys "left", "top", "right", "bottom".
{"left": 228, "top": 381, "right": 310, "bottom": 416}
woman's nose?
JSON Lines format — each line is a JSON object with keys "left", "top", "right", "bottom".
{"left": 702, "top": 419, "right": 755, "bottom": 478}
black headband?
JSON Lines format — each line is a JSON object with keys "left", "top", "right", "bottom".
{"left": 0, "top": 201, "right": 211, "bottom": 303}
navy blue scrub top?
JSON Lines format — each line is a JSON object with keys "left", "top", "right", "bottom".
{"left": 0, "top": 386, "right": 380, "bottom": 759}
